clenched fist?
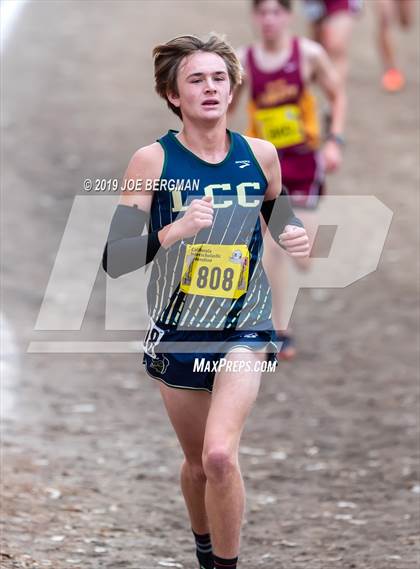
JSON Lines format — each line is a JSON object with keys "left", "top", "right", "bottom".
{"left": 176, "top": 195, "right": 214, "bottom": 239}
{"left": 279, "top": 225, "right": 310, "bottom": 257}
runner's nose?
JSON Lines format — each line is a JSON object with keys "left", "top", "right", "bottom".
{"left": 204, "top": 78, "right": 217, "bottom": 93}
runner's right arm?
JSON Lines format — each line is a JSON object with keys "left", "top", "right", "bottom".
{"left": 102, "top": 143, "right": 213, "bottom": 278}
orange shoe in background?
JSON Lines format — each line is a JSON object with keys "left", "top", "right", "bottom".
{"left": 382, "top": 68, "right": 405, "bottom": 92}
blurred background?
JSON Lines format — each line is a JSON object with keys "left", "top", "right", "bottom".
{"left": 1, "top": 1, "right": 419, "bottom": 568}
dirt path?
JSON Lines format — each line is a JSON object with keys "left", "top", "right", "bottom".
{"left": 1, "top": 1, "right": 419, "bottom": 568}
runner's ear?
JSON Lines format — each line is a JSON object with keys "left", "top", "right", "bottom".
{"left": 167, "top": 90, "right": 181, "bottom": 108}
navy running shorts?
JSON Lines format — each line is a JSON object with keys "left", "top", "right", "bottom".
{"left": 141, "top": 319, "right": 278, "bottom": 393}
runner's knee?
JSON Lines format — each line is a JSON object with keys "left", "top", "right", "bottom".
{"left": 378, "top": 5, "right": 393, "bottom": 28}
{"left": 400, "top": 9, "right": 411, "bottom": 28}
{"left": 202, "top": 448, "right": 237, "bottom": 483}
{"left": 184, "top": 459, "right": 207, "bottom": 484}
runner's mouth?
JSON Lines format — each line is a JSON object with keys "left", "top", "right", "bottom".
{"left": 202, "top": 99, "right": 219, "bottom": 106}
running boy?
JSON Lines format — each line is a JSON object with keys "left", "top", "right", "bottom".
{"left": 102, "top": 33, "right": 309, "bottom": 569}
{"left": 303, "top": 0, "right": 362, "bottom": 112}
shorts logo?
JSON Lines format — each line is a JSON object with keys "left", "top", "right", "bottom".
{"left": 235, "top": 160, "right": 251, "bottom": 169}
{"left": 142, "top": 318, "right": 164, "bottom": 359}
{"left": 150, "top": 355, "right": 170, "bottom": 374}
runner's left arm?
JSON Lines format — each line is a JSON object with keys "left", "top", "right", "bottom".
{"left": 251, "top": 139, "right": 310, "bottom": 257}
{"left": 306, "top": 39, "right": 345, "bottom": 171}
{"left": 309, "top": 39, "right": 345, "bottom": 137}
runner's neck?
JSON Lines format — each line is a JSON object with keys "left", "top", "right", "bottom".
{"left": 255, "top": 34, "right": 294, "bottom": 72}
{"left": 260, "top": 32, "right": 291, "bottom": 56}
{"left": 176, "top": 122, "right": 231, "bottom": 164}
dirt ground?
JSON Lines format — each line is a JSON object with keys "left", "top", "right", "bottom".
{"left": 1, "top": 1, "right": 419, "bottom": 568}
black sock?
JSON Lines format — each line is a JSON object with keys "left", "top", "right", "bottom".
{"left": 213, "top": 553, "right": 238, "bottom": 569}
{"left": 192, "top": 528, "right": 213, "bottom": 569}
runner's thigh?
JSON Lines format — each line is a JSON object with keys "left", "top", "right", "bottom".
{"left": 321, "top": 12, "right": 354, "bottom": 52}
{"left": 159, "top": 382, "right": 211, "bottom": 462}
{"left": 203, "top": 350, "right": 264, "bottom": 457}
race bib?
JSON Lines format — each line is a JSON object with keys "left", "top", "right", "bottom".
{"left": 255, "top": 104, "right": 305, "bottom": 149}
{"left": 180, "top": 244, "right": 250, "bottom": 299}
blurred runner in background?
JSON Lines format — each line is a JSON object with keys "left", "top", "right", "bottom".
{"left": 302, "top": 0, "right": 362, "bottom": 130}
{"left": 229, "top": 0, "right": 345, "bottom": 359}
{"left": 374, "top": 0, "right": 415, "bottom": 92}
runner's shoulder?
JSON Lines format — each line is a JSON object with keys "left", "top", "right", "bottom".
{"left": 127, "top": 142, "right": 164, "bottom": 180}
{"left": 299, "top": 36, "right": 327, "bottom": 62}
{"left": 119, "top": 142, "right": 164, "bottom": 208}
{"left": 243, "top": 136, "right": 278, "bottom": 171}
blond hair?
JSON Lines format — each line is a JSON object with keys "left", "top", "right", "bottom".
{"left": 153, "top": 33, "right": 243, "bottom": 120}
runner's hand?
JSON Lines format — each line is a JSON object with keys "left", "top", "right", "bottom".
{"left": 323, "top": 140, "right": 342, "bottom": 173}
{"left": 176, "top": 195, "right": 214, "bottom": 239}
{"left": 279, "top": 225, "right": 310, "bottom": 257}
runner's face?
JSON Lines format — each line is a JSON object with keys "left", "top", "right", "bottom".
{"left": 253, "top": 0, "right": 291, "bottom": 41}
{"left": 169, "top": 51, "right": 232, "bottom": 122}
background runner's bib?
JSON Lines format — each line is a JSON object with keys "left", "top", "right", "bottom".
{"left": 246, "top": 38, "right": 321, "bottom": 151}
{"left": 180, "top": 244, "right": 250, "bottom": 299}
{"left": 254, "top": 104, "right": 305, "bottom": 149}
